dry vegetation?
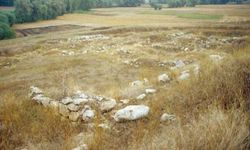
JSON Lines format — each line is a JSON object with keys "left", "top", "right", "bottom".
{"left": 0, "top": 4, "right": 250, "bottom": 150}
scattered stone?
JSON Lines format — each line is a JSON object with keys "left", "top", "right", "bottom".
{"left": 59, "top": 103, "right": 70, "bottom": 117}
{"left": 120, "top": 99, "right": 130, "bottom": 104}
{"left": 136, "top": 93, "right": 146, "bottom": 100}
{"left": 100, "top": 99, "right": 117, "bottom": 112}
{"left": 175, "top": 60, "right": 185, "bottom": 68}
{"left": 61, "top": 97, "right": 73, "bottom": 105}
{"left": 30, "top": 86, "right": 43, "bottom": 97}
{"left": 49, "top": 101, "right": 59, "bottom": 110}
{"left": 178, "top": 70, "right": 190, "bottom": 80}
{"left": 72, "top": 144, "right": 88, "bottom": 150}
{"left": 69, "top": 112, "right": 81, "bottom": 122}
{"left": 82, "top": 106, "right": 95, "bottom": 122}
{"left": 130, "top": 80, "right": 144, "bottom": 86}
{"left": 73, "top": 97, "right": 89, "bottom": 105}
{"left": 32, "top": 94, "right": 51, "bottom": 107}
{"left": 98, "top": 123, "right": 110, "bottom": 129}
{"left": 145, "top": 88, "right": 157, "bottom": 94}
{"left": 67, "top": 103, "right": 80, "bottom": 112}
{"left": 209, "top": 55, "right": 223, "bottom": 62}
{"left": 160, "top": 113, "right": 176, "bottom": 122}
{"left": 69, "top": 34, "right": 110, "bottom": 43}
{"left": 158, "top": 74, "right": 171, "bottom": 83}
{"left": 114, "top": 105, "right": 150, "bottom": 122}
{"left": 193, "top": 64, "right": 200, "bottom": 75}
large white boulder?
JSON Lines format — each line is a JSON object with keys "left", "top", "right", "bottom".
{"left": 158, "top": 74, "right": 171, "bottom": 83}
{"left": 100, "top": 99, "right": 117, "bottom": 112}
{"left": 114, "top": 105, "right": 150, "bottom": 122}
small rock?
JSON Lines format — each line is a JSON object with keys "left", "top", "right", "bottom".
{"left": 82, "top": 106, "right": 95, "bottom": 122}
{"left": 67, "top": 103, "right": 80, "bottom": 111}
{"left": 30, "top": 86, "right": 43, "bottom": 97}
{"left": 130, "top": 80, "right": 144, "bottom": 86}
{"left": 59, "top": 103, "right": 70, "bottom": 117}
{"left": 40, "top": 97, "right": 52, "bottom": 107}
{"left": 145, "top": 88, "right": 157, "bottom": 94}
{"left": 69, "top": 112, "right": 81, "bottom": 122}
{"left": 73, "top": 98, "right": 89, "bottom": 105}
{"left": 49, "top": 100, "right": 59, "bottom": 110}
{"left": 72, "top": 144, "right": 88, "bottom": 150}
{"left": 98, "top": 123, "right": 110, "bottom": 129}
{"left": 209, "top": 55, "right": 223, "bottom": 62}
{"left": 136, "top": 93, "right": 146, "bottom": 100}
{"left": 158, "top": 74, "right": 171, "bottom": 83}
{"left": 120, "top": 99, "right": 130, "bottom": 104}
{"left": 61, "top": 97, "right": 73, "bottom": 105}
{"left": 160, "top": 113, "right": 176, "bottom": 122}
{"left": 178, "top": 70, "right": 190, "bottom": 80}
{"left": 114, "top": 105, "right": 150, "bottom": 122}
{"left": 175, "top": 60, "right": 185, "bottom": 68}
{"left": 100, "top": 99, "right": 117, "bottom": 112}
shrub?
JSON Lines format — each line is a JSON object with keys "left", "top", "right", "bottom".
{"left": 0, "top": 12, "right": 16, "bottom": 26}
{"left": 0, "top": 14, "right": 9, "bottom": 25}
{"left": 0, "top": 23, "right": 15, "bottom": 40}
{"left": 150, "top": 3, "right": 162, "bottom": 10}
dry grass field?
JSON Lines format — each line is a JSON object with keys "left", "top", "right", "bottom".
{"left": 0, "top": 5, "right": 250, "bottom": 150}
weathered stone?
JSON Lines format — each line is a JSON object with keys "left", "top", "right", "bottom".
{"left": 130, "top": 80, "right": 144, "bottom": 86}
{"left": 145, "top": 88, "right": 157, "bottom": 94}
{"left": 178, "top": 70, "right": 190, "bottom": 80}
{"left": 49, "top": 101, "right": 59, "bottom": 110}
{"left": 209, "top": 55, "right": 223, "bottom": 62}
{"left": 72, "top": 144, "right": 88, "bottom": 150}
{"left": 120, "top": 99, "right": 130, "bottom": 104}
{"left": 136, "top": 93, "right": 146, "bottom": 100}
{"left": 40, "top": 97, "right": 52, "bottom": 107}
{"left": 73, "top": 98, "right": 89, "bottom": 105}
{"left": 100, "top": 99, "right": 117, "bottom": 112}
{"left": 30, "top": 86, "right": 43, "bottom": 97}
{"left": 61, "top": 97, "right": 73, "bottom": 105}
{"left": 67, "top": 103, "right": 80, "bottom": 112}
{"left": 158, "top": 74, "right": 171, "bottom": 83}
{"left": 32, "top": 94, "right": 51, "bottom": 107}
{"left": 59, "top": 103, "right": 70, "bottom": 117}
{"left": 114, "top": 105, "right": 150, "bottom": 122}
{"left": 69, "top": 112, "right": 81, "bottom": 122}
{"left": 175, "top": 60, "right": 185, "bottom": 68}
{"left": 82, "top": 106, "right": 95, "bottom": 122}
{"left": 160, "top": 113, "right": 176, "bottom": 122}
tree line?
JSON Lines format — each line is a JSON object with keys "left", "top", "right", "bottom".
{"left": 14, "top": 0, "right": 145, "bottom": 23}
{"left": 153, "top": 0, "right": 247, "bottom": 8}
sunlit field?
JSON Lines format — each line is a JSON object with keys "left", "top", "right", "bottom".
{"left": 0, "top": 4, "right": 250, "bottom": 150}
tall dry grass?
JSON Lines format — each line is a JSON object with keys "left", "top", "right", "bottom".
{"left": 88, "top": 46, "right": 250, "bottom": 150}
{"left": 0, "top": 93, "right": 79, "bottom": 150}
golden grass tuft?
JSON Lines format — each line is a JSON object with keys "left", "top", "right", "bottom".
{"left": 0, "top": 93, "right": 79, "bottom": 150}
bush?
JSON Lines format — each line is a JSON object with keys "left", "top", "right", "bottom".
{"left": 0, "top": 14, "right": 9, "bottom": 25}
{"left": 0, "top": 12, "right": 16, "bottom": 26}
{"left": 0, "top": 23, "right": 15, "bottom": 40}
{"left": 150, "top": 3, "right": 162, "bottom": 10}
